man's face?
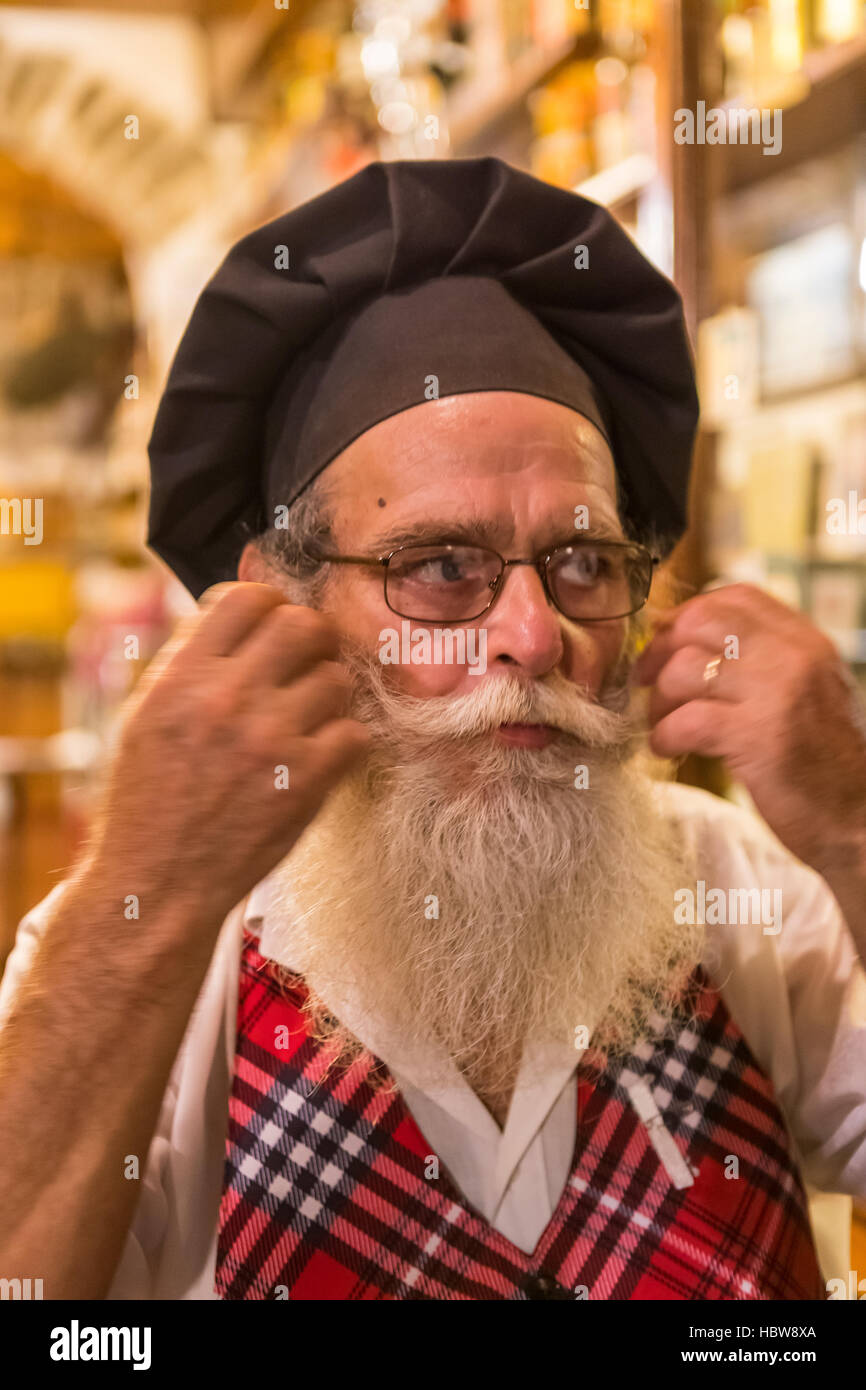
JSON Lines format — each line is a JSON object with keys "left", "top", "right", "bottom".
{"left": 306, "top": 390, "right": 628, "bottom": 709}
{"left": 241, "top": 390, "right": 700, "bottom": 1088}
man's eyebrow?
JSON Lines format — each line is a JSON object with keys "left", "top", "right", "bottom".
{"left": 366, "top": 518, "right": 510, "bottom": 551}
{"left": 365, "top": 517, "right": 626, "bottom": 552}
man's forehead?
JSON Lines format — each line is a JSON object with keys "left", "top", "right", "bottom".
{"left": 325, "top": 396, "right": 619, "bottom": 502}
{"left": 328, "top": 462, "right": 623, "bottom": 552}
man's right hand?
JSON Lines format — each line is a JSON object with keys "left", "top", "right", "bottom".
{"left": 83, "top": 581, "right": 370, "bottom": 933}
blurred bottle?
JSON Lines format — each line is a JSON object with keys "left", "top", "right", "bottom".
{"left": 593, "top": 55, "right": 631, "bottom": 169}
{"left": 529, "top": 59, "right": 596, "bottom": 185}
{"left": 501, "top": 0, "right": 533, "bottom": 63}
{"left": 813, "top": 0, "right": 864, "bottom": 44}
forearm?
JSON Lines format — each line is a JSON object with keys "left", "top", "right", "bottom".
{"left": 0, "top": 862, "right": 222, "bottom": 1298}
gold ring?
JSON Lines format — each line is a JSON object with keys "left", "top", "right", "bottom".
{"left": 703, "top": 656, "right": 722, "bottom": 683}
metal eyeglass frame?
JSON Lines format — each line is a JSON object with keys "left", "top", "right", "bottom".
{"left": 308, "top": 538, "right": 660, "bottom": 623}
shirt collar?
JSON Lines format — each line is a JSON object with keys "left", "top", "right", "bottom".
{"left": 241, "top": 869, "right": 587, "bottom": 1159}
{"left": 243, "top": 874, "right": 278, "bottom": 934}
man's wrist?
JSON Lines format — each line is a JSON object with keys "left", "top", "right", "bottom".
{"left": 57, "top": 854, "right": 221, "bottom": 985}
{"left": 808, "top": 822, "right": 866, "bottom": 959}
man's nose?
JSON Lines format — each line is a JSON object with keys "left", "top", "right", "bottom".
{"left": 481, "top": 563, "right": 565, "bottom": 677}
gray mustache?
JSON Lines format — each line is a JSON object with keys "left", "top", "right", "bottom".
{"left": 341, "top": 643, "right": 641, "bottom": 753}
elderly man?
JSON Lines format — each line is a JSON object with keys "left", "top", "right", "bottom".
{"left": 1, "top": 158, "right": 865, "bottom": 1302}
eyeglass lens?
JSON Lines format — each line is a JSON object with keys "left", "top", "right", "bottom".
{"left": 384, "top": 544, "right": 649, "bottom": 621}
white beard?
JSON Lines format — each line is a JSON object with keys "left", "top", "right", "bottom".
{"left": 263, "top": 643, "right": 702, "bottom": 1108}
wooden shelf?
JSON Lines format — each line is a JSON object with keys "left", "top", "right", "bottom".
{"left": 575, "top": 152, "right": 657, "bottom": 209}
{"left": 720, "top": 38, "right": 866, "bottom": 193}
{"left": 448, "top": 33, "right": 598, "bottom": 155}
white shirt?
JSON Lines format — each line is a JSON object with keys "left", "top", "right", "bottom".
{"left": 1, "top": 782, "right": 864, "bottom": 1298}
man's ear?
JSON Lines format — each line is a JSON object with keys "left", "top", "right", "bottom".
{"left": 237, "top": 541, "right": 275, "bottom": 584}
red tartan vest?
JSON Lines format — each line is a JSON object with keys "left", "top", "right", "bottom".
{"left": 214, "top": 929, "right": 826, "bottom": 1301}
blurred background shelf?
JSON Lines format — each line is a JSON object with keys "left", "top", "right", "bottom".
{"left": 0, "top": 0, "right": 865, "bottom": 1270}
{"left": 0, "top": 0, "right": 863, "bottom": 919}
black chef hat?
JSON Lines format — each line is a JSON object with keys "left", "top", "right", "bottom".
{"left": 147, "top": 156, "right": 699, "bottom": 598}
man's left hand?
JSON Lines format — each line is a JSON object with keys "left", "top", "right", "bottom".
{"left": 634, "top": 582, "right": 866, "bottom": 878}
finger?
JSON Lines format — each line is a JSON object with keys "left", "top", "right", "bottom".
{"left": 232, "top": 602, "right": 340, "bottom": 688}
{"left": 183, "top": 583, "right": 288, "bottom": 661}
{"left": 197, "top": 581, "right": 242, "bottom": 611}
{"left": 634, "top": 623, "right": 706, "bottom": 686}
{"left": 647, "top": 644, "right": 741, "bottom": 724}
{"left": 269, "top": 661, "right": 353, "bottom": 735}
{"left": 648, "top": 699, "right": 733, "bottom": 760}
{"left": 635, "top": 591, "right": 764, "bottom": 685}
{"left": 307, "top": 717, "right": 372, "bottom": 789}
{"left": 124, "top": 617, "right": 201, "bottom": 710}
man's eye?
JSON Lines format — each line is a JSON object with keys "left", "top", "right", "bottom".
{"left": 407, "top": 554, "right": 468, "bottom": 584}
{"left": 558, "top": 549, "right": 609, "bottom": 585}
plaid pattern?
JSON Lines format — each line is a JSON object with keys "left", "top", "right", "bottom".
{"left": 215, "top": 930, "right": 825, "bottom": 1300}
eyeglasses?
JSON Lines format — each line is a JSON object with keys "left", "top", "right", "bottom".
{"left": 309, "top": 539, "right": 658, "bottom": 623}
